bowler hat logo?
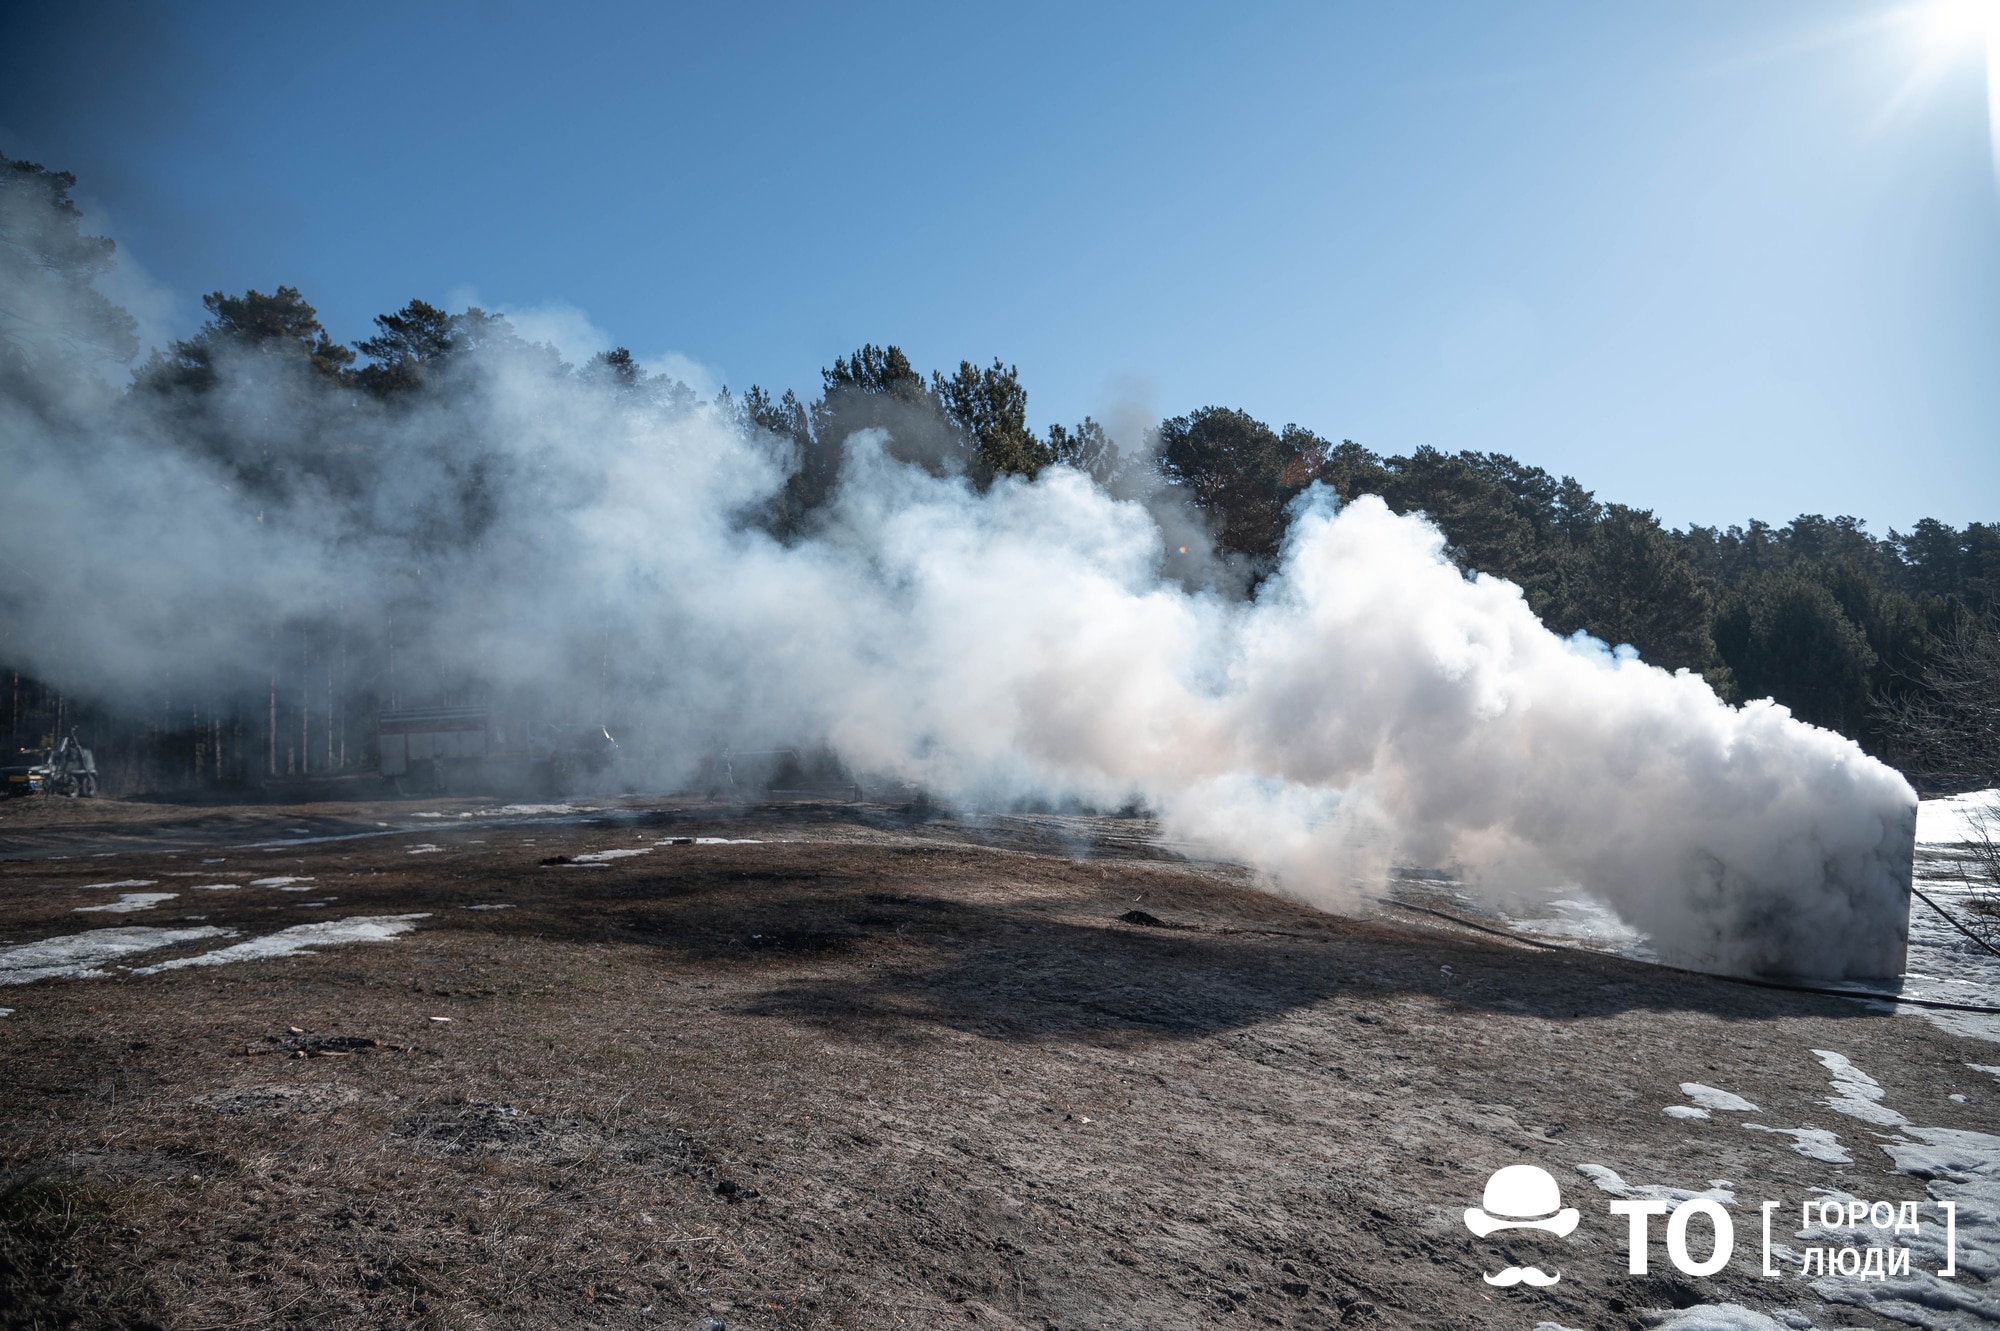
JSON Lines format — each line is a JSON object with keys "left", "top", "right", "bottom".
{"left": 1465, "top": 1164, "right": 1578, "bottom": 1287}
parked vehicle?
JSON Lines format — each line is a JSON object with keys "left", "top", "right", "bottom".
{"left": 1, "top": 731, "right": 98, "bottom": 797}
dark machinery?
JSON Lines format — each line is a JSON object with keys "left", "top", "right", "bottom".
{"left": 2, "top": 730, "right": 98, "bottom": 798}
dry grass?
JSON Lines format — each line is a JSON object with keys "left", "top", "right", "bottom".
{"left": 1, "top": 796, "right": 1994, "bottom": 1330}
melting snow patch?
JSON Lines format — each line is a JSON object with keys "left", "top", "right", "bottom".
{"left": 1682, "top": 1083, "right": 1759, "bottom": 1112}
{"left": 1, "top": 926, "right": 235, "bottom": 984}
{"left": 1741, "top": 1124, "right": 1851, "bottom": 1164}
{"left": 249, "top": 876, "right": 315, "bottom": 889}
{"left": 407, "top": 844, "right": 445, "bottom": 854}
{"left": 1969, "top": 1063, "right": 2000, "bottom": 1086}
{"left": 76, "top": 893, "right": 178, "bottom": 914}
{"left": 0, "top": 1009, "right": 11, "bottom": 1017}
{"left": 132, "top": 915, "right": 428, "bottom": 973}
{"left": 1645, "top": 1307, "right": 1806, "bottom": 1331}
{"left": 1576, "top": 1164, "right": 1735, "bottom": 1205}
{"left": 571, "top": 848, "right": 651, "bottom": 862}
{"left": 694, "top": 837, "right": 762, "bottom": 845}
{"left": 1664, "top": 1105, "right": 1711, "bottom": 1120}
{"left": 78, "top": 879, "right": 157, "bottom": 890}
{"left": 1786, "top": 1052, "right": 2000, "bottom": 1326}
{"left": 1813, "top": 1049, "right": 1910, "bottom": 1127}
{"left": 490, "top": 803, "right": 586, "bottom": 816}
{"left": 188, "top": 883, "right": 240, "bottom": 891}
{"left": 464, "top": 904, "right": 513, "bottom": 911}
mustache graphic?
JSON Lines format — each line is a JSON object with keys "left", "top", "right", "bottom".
{"left": 1483, "top": 1266, "right": 1561, "bottom": 1287}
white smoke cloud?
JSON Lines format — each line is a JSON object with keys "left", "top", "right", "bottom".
{"left": 0, "top": 294, "right": 1915, "bottom": 983}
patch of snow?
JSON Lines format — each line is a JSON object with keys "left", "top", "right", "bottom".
{"left": 1813, "top": 1049, "right": 1911, "bottom": 1127}
{"left": 1875, "top": 1128, "right": 2000, "bottom": 1285}
{"left": 464, "top": 904, "right": 513, "bottom": 911}
{"left": 0, "top": 1008, "right": 11, "bottom": 1017}
{"left": 77, "top": 879, "right": 157, "bottom": 890}
{"left": 413, "top": 812, "right": 446, "bottom": 818}
{"left": 188, "top": 883, "right": 240, "bottom": 891}
{"left": 1681, "top": 1083, "right": 1759, "bottom": 1112}
{"left": 1969, "top": 1063, "right": 2000, "bottom": 1085}
{"left": 249, "top": 876, "right": 315, "bottom": 889}
{"left": 1741, "top": 1124, "right": 1851, "bottom": 1164}
{"left": 132, "top": 915, "right": 428, "bottom": 973}
{"left": 1575, "top": 1164, "right": 1735, "bottom": 1205}
{"left": 1646, "top": 1307, "right": 1804, "bottom": 1331}
{"left": 489, "top": 803, "right": 587, "bottom": 816}
{"left": 571, "top": 847, "right": 651, "bottom": 862}
{"left": 76, "top": 893, "right": 178, "bottom": 914}
{"left": 694, "top": 837, "right": 763, "bottom": 845}
{"left": 407, "top": 844, "right": 445, "bottom": 854}
{"left": 1664, "top": 1105, "right": 1712, "bottom": 1120}
{"left": 1917, "top": 789, "right": 2000, "bottom": 845}
{"left": 1, "top": 926, "right": 235, "bottom": 985}
{"left": 1788, "top": 1053, "right": 2000, "bottom": 1326}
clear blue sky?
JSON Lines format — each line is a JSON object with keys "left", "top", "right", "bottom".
{"left": 5, "top": 0, "right": 1996, "bottom": 531}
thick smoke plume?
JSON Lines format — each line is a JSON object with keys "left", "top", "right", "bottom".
{"left": 0, "top": 191, "right": 1914, "bottom": 983}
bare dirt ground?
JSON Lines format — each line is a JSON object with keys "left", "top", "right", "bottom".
{"left": 0, "top": 793, "right": 1994, "bottom": 1331}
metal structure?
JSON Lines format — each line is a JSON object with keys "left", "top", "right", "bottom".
{"left": 2, "top": 730, "right": 98, "bottom": 798}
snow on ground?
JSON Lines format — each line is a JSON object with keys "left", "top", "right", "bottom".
{"left": 0, "top": 926, "right": 234, "bottom": 984}
{"left": 570, "top": 847, "right": 652, "bottom": 862}
{"left": 1574, "top": 1164, "right": 1735, "bottom": 1205}
{"left": 1683, "top": 1083, "right": 1760, "bottom": 1112}
{"left": 76, "top": 879, "right": 157, "bottom": 890}
{"left": 406, "top": 844, "right": 445, "bottom": 854}
{"left": 249, "top": 876, "right": 314, "bottom": 888}
{"left": 132, "top": 915, "right": 429, "bottom": 973}
{"left": 75, "top": 892, "right": 178, "bottom": 914}
{"left": 187, "top": 883, "right": 240, "bottom": 891}
{"left": 1918, "top": 790, "right": 2000, "bottom": 845}
{"left": 1814, "top": 1049, "right": 1912, "bottom": 1127}
{"left": 1664, "top": 1082, "right": 1762, "bottom": 1116}
{"left": 1645, "top": 1308, "right": 1814, "bottom": 1331}
{"left": 1798, "top": 1050, "right": 2000, "bottom": 1327}
{"left": 1740, "top": 1124, "right": 1851, "bottom": 1165}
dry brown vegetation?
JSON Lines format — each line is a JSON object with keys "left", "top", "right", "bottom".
{"left": 1, "top": 795, "right": 1994, "bottom": 1330}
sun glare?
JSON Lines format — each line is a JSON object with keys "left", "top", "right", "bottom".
{"left": 1915, "top": 0, "right": 1999, "bottom": 48}
{"left": 1882, "top": 0, "right": 2000, "bottom": 183}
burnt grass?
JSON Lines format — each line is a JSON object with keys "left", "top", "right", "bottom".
{"left": 0, "top": 795, "right": 1994, "bottom": 1330}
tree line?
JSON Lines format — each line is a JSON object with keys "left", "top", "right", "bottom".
{"left": 4, "top": 150, "right": 1996, "bottom": 794}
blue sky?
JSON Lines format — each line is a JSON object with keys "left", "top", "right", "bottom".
{"left": 5, "top": 0, "right": 1996, "bottom": 531}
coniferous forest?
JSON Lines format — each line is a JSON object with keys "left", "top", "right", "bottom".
{"left": 5, "top": 151, "right": 1997, "bottom": 798}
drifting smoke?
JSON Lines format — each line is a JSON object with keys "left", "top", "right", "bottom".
{"left": 0, "top": 216, "right": 1914, "bottom": 986}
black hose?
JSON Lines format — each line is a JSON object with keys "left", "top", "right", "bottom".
{"left": 1910, "top": 882, "right": 2000, "bottom": 961}
{"left": 1384, "top": 899, "right": 2000, "bottom": 1016}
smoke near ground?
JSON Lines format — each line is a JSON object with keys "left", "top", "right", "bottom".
{"left": 0, "top": 165, "right": 1915, "bottom": 983}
